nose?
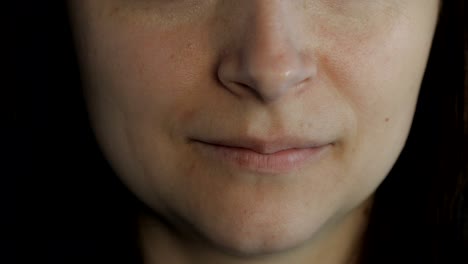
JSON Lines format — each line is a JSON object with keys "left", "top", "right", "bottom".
{"left": 217, "top": 1, "right": 317, "bottom": 103}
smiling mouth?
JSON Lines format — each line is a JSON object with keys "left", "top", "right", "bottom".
{"left": 191, "top": 139, "right": 331, "bottom": 174}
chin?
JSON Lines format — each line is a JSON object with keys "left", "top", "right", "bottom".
{"left": 203, "top": 226, "right": 313, "bottom": 258}
{"left": 188, "top": 204, "right": 332, "bottom": 258}
{"left": 176, "top": 189, "right": 371, "bottom": 259}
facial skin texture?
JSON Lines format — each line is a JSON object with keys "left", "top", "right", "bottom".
{"left": 69, "top": 1, "right": 440, "bottom": 263}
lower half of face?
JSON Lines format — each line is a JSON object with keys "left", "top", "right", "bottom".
{"left": 71, "top": 0, "right": 440, "bottom": 256}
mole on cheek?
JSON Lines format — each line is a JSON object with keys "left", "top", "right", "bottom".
{"left": 385, "top": 118, "right": 390, "bottom": 123}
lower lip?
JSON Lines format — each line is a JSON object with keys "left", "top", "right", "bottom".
{"left": 194, "top": 142, "right": 330, "bottom": 174}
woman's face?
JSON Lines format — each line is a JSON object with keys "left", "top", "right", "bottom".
{"left": 70, "top": 0, "right": 439, "bottom": 256}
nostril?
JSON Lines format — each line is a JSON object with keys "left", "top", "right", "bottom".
{"left": 215, "top": 2, "right": 318, "bottom": 103}
{"left": 217, "top": 51, "right": 318, "bottom": 103}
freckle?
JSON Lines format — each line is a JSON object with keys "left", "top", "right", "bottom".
{"left": 109, "top": 6, "right": 121, "bottom": 17}
{"left": 385, "top": 118, "right": 390, "bottom": 122}
{"left": 137, "top": 62, "right": 144, "bottom": 75}
{"left": 182, "top": 108, "right": 197, "bottom": 123}
{"left": 189, "top": 160, "right": 196, "bottom": 173}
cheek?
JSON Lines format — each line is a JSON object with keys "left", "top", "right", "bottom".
{"left": 327, "top": 18, "right": 432, "bottom": 131}
{"left": 83, "top": 15, "right": 214, "bottom": 133}
{"left": 75, "top": 8, "right": 220, "bottom": 191}
{"left": 309, "top": 7, "right": 437, "bottom": 196}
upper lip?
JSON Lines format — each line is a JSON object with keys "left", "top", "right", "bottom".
{"left": 193, "top": 136, "right": 328, "bottom": 154}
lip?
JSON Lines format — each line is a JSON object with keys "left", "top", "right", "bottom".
{"left": 191, "top": 137, "right": 331, "bottom": 174}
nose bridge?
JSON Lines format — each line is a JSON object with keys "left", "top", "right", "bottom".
{"left": 218, "top": 0, "right": 316, "bottom": 103}
{"left": 246, "top": 0, "right": 297, "bottom": 68}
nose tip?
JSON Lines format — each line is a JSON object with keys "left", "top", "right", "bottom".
{"left": 218, "top": 48, "right": 317, "bottom": 103}
{"left": 216, "top": 2, "right": 317, "bottom": 103}
{"left": 242, "top": 50, "right": 317, "bottom": 101}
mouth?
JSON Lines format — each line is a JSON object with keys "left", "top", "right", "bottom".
{"left": 191, "top": 137, "right": 331, "bottom": 174}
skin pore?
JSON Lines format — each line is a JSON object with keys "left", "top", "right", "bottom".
{"left": 69, "top": 1, "right": 440, "bottom": 263}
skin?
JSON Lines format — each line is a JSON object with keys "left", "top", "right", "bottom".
{"left": 69, "top": 1, "right": 440, "bottom": 263}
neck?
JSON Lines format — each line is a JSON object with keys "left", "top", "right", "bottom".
{"left": 137, "top": 198, "right": 373, "bottom": 264}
